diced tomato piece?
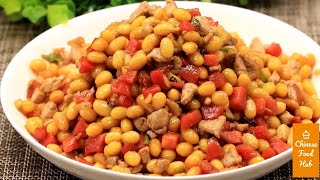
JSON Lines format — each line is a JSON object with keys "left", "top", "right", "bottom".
{"left": 60, "top": 83, "right": 69, "bottom": 95}
{"left": 122, "top": 143, "right": 138, "bottom": 155}
{"left": 236, "top": 144, "right": 259, "bottom": 160}
{"left": 41, "top": 133, "right": 58, "bottom": 147}
{"left": 27, "top": 80, "right": 41, "bottom": 99}
{"left": 75, "top": 156, "right": 93, "bottom": 166}
{"left": 292, "top": 116, "right": 302, "bottom": 123}
{"left": 188, "top": 8, "right": 201, "bottom": 16}
{"left": 254, "top": 125, "right": 270, "bottom": 140}
{"left": 161, "top": 132, "right": 180, "bottom": 150}
{"left": 125, "top": 38, "right": 141, "bottom": 55}
{"left": 180, "top": 110, "right": 202, "bottom": 131}
{"left": 209, "top": 72, "right": 226, "bottom": 88}
{"left": 206, "top": 17, "right": 219, "bottom": 26}
{"left": 265, "top": 97, "right": 277, "bottom": 116}
{"left": 75, "top": 88, "right": 95, "bottom": 104}
{"left": 143, "top": 85, "right": 161, "bottom": 98}
{"left": 170, "top": 81, "right": 185, "bottom": 89}
{"left": 62, "top": 135, "right": 80, "bottom": 153}
{"left": 111, "top": 80, "right": 131, "bottom": 97}
{"left": 229, "top": 86, "right": 247, "bottom": 111}
{"left": 200, "top": 160, "right": 218, "bottom": 174}
{"left": 254, "top": 98, "right": 266, "bottom": 116}
{"left": 179, "top": 21, "right": 195, "bottom": 31}
{"left": 79, "top": 56, "right": 97, "bottom": 73}
{"left": 262, "top": 147, "right": 277, "bottom": 159}
{"left": 72, "top": 118, "right": 88, "bottom": 139}
{"left": 269, "top": 138, "right": 290, "bottom": 154}
{"left": 180, "top": 65, "right": 200, "bottom": 83}
{"left": 33, "top": 128, "right": 47, "bottom": 141}
{"left": 206, "top": 138, "right": 224, "bottom": 160}
{"left": 265, "top": 43, "right": 282, "bottom": 57}
{"left": 84, "top": 133, "right": 106, "bottom": 156}
{"left": 220, "top": 131, "right": 243, "bottom": 144}
{"left": 150, "top": 70, "right": 170, "bottom": 89}
{"left": 116, "top": 95, "right": 133, "bottom": 107}
{"left": 118, "top": 71, "right": 138, "bottom": 85}
{"left": 255, "top": 117, "right": 268, "bottom": 127}
{"left": 201, "top": 105, "right": 224, "bottom": 120}
{"left": 138, "top": 71, "right": 152, "bottom": 88}
{"left": 204, "top": 54, "right": 219, "bottom": 66}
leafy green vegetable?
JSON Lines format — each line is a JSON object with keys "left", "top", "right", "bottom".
{"left": 47, "top": 4, "right": 74, "bottom": 27}
{"left": 1, "top": 0, "right": 22, "bottom": 15}
{"left": 9, "top": 12, "right": 24, "bottom": 22}
{"left": 22, "top": 0, "right": 42, "bottom": 7}
{"left": 55, "top": 0, "right": 76, "bottom": 13}
{"left": 42, "top": 53, "right": 62, "bottom": 63}
{"left": 22, "top": 5, "right": 47, "bottom": 24}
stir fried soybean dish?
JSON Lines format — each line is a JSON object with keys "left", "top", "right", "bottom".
{"left": 15, "top": 0, "right": 320, "bottom": 176}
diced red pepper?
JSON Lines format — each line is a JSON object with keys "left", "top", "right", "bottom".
{"left": 200, "top": 160, "right": 218, "bottom": 174}
{"left": 33, "top": 128, "right": 47, "bottom": 142}
{"left": 255, "top": 117, "right": 268, "bottom": 127}
{"left": 229, "top": 86, "right": 247, "bottom": 111}
{"left": 201, "top": 105, "right": 224, "bottom": 120}
{"left": 265, "top": 97, "right": 277, "bottom": 116}
{"left": 41, "top": 133, "right": 58, "bottom": 147}
{"left": 84, "top": 133, "right": 106, "bottom": 156}
{"left": 150, "top": 70, "right": 170, "bottom": 89}
{"left": 60, "top": 83, "right": 69, "bottom": 95}
{"left": 254, "top": 125, "right": 270, "bottom": 140}
{"left": 188, "top": 8, "right": 201, "bottom": 16}
{"left": 170, "top": 81, "right": 185, "bottom": 89}
{"left": 161, "top": 132, "right": 180, "bottom": 150}
{"left": 79, "top": 56, "right": 97, "bottom": 73}
{"left": 180, "top": 110, "right": 202, "bottom": 131}
{"left": 179, "top": 21, "right": 195, "bottom": 31}
{"left": 254, "top": 98, "right": 266, "bottom": 116}
{"left": 75, "top": 88, "right": 95, "bottom": 104}
{"left": 180, "top": 65, "right": 200, "bottom": 83}
{"left": 72, "top": 118, "right": 88, "bottom": 139}
{"left": 138, "top": 71, "right": 152, "bottom": 88}
{"left": 236, "top": 144, "right": 259, "bottom": 160}
{"left": 111, "top": 80, "right": 131, "bottom": 97}
{"left": 292, "top": 116, "right": 302, "bottom": 123}
{"left": 265, "top": 43, "right": 282, "bottom": 57}
{"left": 116, "top": 95, "right": 133, "bottom": 107}
{"left": 204, "top": 54, "right": 219, "bottom": 66}
{"left": 206, "top": 138, "right": 224, "bottom": 160}
{"left": 27, "top": 80, "right": 41, "bottom": 99}
{"left": 143, "top": 85, "right": 161, "bottom": 98}
{"left": 75, "top": 156, "right": 93, "bottom": 166}
{"left": 125, "top": 38, "right": 141, "bottom": 55}
{"left": 208, "top": 72, "right": 226, "bottom": 88}
{"left": 122, "top": 143, "right": 138, "bottom": 155}
{"left": 118, "top": 71, "right": 138, "bottom": 85}
{"left": 220, "top": 131, "right": 243, "bottom": 144}
{"left": 62, "top": 135, "right": 80, "bottom": 153}
{"left": 262, "top": 147, "right": 277, "bottom": 159}
{"left": 269, "top": 138, "right": 290, "bottom": 154}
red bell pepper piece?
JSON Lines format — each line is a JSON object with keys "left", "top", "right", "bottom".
{"left": 206, "top": 138, "right": 224, "bottom": 160}
{"left": 33, "top": 128, "right": 47, "bottom": 142}
{"left": 84, "top": 133, "right": 106, "bottom": 156}
{"left": 27, "top": 80, "right": 41, "bottom": 99}
{"left": 269, "top": 138, "right": 290, "bottom": 154}
{"left": 204, "top": 54, "right": 219, "bottom": 66}
{"left": 121, "top": 143, "right": 138, "bottom": 155}
{"left": 116, "top": 95, "right": 133, "bottom": 107}
{"left": 41, "top": 133, "right": 58, "bottom": 147}
{"left": 254, "top": 125, "right": 270, "bottom": 140}
{"left": 150, "top": 70, "right": 170, "bottom": 89}
{"left": 201, "top": 105, "right": 224, "bottom": 120}
{"left": 236, "top": 144, "right": 259, "bottom": 161}
{"left": 254, "top": 98, "right": 266, "bottom": 116}
{"left": 75, "top": 156, "right": 93, "bottom": 166}
{"left": 180, "top": 110, "right": 202, "bottom": 131}
{"left": 62, "top": 135, "right": 80, "bottom": 153}
{"left": 118, "top": 71, "right": 138, "bottom": 85}
{"left": 143, "top": 85, "right": 161, "bottom": 98}
{"left": 179, "top": 21, "right": 195, "bottom": 31}
{"left": 161, "top": 132, "right": 180, "bottom": 150}
{"left": 262, "top": 147, "right": 277, "bottom": 159}
{"left": 229, "top": 86, "right": 247, "bottom": 111}
{"left": 265, "top": 97, "right": 277, "bottom": 116}
{"left": 170, "top": 81, "right": 185, "bottom": 89}
{"left": 111, "top": 80, "right": 131, "bottom": 97}
{"left": 138, "top": 71, "right": 152, "bottom": 88}
{"left": 255, "top": 117, "right": 268, "bottom": 127}
{"left": 200, "top": 160, "right": 218, "bottom": 174}
{"left": 79, "top": 56, "right": 97, "bottom": 73}
{"left": 125, "top": 38, "right": 141, "bottom": 55}
{"left": 220, "top": 131, "right": 243, "bottom": 144}
{"left": 72, "top": 118, "right": 88, "bottom": 139}
{"left": 265, "top": 43, "right": 282, "bottom": 57}
{"left": 180, "top": 65, "right": 200, "bottom": 83}
{"left": 209, "top": 71, "right": 226, "bottom": 88}
{"left": 188, "top": 8, "right": 201, "bottom": 16}
{"left": 292, "top": 116, "right": 302, "bottom": 123}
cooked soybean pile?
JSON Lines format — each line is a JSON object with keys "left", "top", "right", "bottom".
{"left": 15, "top": 0, "right": 320, "bottom": 176}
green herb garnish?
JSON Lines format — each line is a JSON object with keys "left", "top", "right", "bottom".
{"left": 259, "top": 72, "right": 268, "bottom": 83}
{"left": 42, "top": 53, "right": 62, "bottom": 63}
{"left": 219, "top": 47, "right": 230, "bottom": 52}
{"left": 191, "top": 18, "right": 200, "bottom": 27}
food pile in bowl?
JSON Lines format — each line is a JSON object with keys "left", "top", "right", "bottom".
{"left": 14, "top": 0, "right": 320, "bottom": 176}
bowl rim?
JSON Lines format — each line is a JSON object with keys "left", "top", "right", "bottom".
{"left": 3, "top": 1, "right": 319, "bottom": 179}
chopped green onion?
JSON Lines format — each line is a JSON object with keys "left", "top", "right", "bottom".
{"left": 219, "top": 47, "right": 229, "bottom": 52}
{"left": 259, "top": 72, "right": 268, "bottom": 83}
{"left": 144, "top": 134, "right": 150, "bottom": 145}
{"left": 191, "top": 18, "right": 200, "bottom": 27}
{"left": 42, "top": 53, "right": 63, "bottom": 63}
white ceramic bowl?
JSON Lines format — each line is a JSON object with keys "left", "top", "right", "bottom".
{"left": 1, "top": 1, "right": 320, "bottom": 179}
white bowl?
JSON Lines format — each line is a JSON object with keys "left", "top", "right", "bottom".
{"left": 1, "top": 1, "right": 320, "bottom": 179}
